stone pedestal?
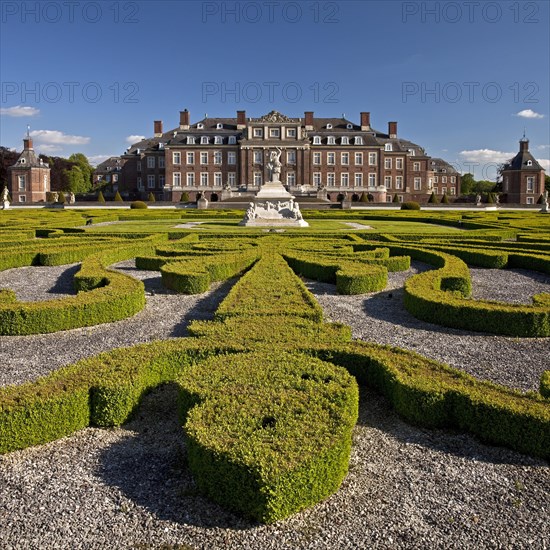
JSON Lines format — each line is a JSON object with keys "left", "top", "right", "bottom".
{"left": 255, "top": 181, "right": 293, "bottom": 200}
{"left": 2, "top": 201, "right": 10, "bottom": 210}
{"left": 221, "top": 188, "right": 233, "bottom": 201}
{"left": 540, "top": 202, "right": 549, "bottom": 213}
{"left": 197, "top": 196, "right": 209, "bottom": 209}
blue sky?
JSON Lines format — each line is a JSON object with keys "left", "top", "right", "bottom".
{"left": 1, "top": 0, "right": 549, "bottom": 179}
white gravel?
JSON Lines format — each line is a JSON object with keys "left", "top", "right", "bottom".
{"left": 0, "top": 260, "right": 548, "bottom": 549}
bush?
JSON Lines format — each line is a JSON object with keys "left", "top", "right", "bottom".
{"left": 97, "top": 191, "right": 106, "bottom": 204}
{"left": 392, "top": 194, "right": 399, "bottom": 203}
{"left": 428, "top": 192, "right": 439, "bottom": 204}
{"left": 441, "top": 193, "right": 450, "bottom": 204}
{"left": 130, "top": 201, "right": 148, "bottom": 209}
{"left": 148, "top": 192, "right": 156, "bottom": 203}
{"left": 57, "top": 192, "right": 66, "bottom": 204}
{"left": 180, "top": 192, "right": 190, "bottom": 203}
{"left": 114, "top": 191, "right": 123, "bottom": 202}
{"left": 401, "top": 201, "right": 420, "bottom": 210}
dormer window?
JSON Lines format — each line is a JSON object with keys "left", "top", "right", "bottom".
{"left": 228, "top": 136, "right": 236, "bottom": 144}
{"left": 409, "top": 149, "right": 415, "bottom": 155}
{"left": 385, "top": 143, "right": 393, "bottom": 152}
{"left": 346, "top": 123, "right": 353, "bottom": 129}
{"left": 216, "top": 123, "right": 223, "bottom": 129}
{"left": 158, "top": 143, "right": 164, "bottom": 149}
{"left": 197, "top": 123, "right": 204, "bottom": 129}
{"left": 327, "top": 136, "right": 335, "bottom": 145}
{"left": 187, "top": 136, "right": 195, "bottom": 145}
{"left": 526, "top": 160, "right": 532, "bottom": 166}
{"left": 19, "top": 158, "right": 26, "bottom": 164}
{"left": 313, "top": 136, "right": 321, "bottom": 145}
{"left": 214, "top": 136, "right": 223, "bottom": 144}
{"left": 201, "top": 136, "right": 209, "bottom": 144}
{"left": 326, "top": 123, "right": 333, "bottom": 129}
{"left": 341, "top": 137, "right": 349, "bottom": 145}
{"left": 354, "top": 137, "right": 363, "bottom": 145}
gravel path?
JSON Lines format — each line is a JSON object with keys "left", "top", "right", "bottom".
{"left": 0, "top": 261, "right": 548, "bottom": 549}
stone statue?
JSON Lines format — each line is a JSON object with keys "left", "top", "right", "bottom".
{"left": 52, "top": 192, "right": 59, "bottom": 203}
{"left": 69, "top": 192, "right": 76, "bottom": 204}
{"left": 244, "top": 202, "right": 256, "bottom": 220}
{"left": 267, "top": 148, "right": 282, "bottom": 183}
{"left": 541, "top": 190, "right": 549, "bottom": 213}
{"left": 476, "top": 194, "right": 482, "bottom": 205}
{"left": 2, "top": 187, "right": 9, "bottom": 202}
{"left": 494, "top": 193, "right": 500, "bottom": 205}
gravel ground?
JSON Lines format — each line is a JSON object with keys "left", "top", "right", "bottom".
{"left": 0, "top": 261, "right": 549, "bottom": 549}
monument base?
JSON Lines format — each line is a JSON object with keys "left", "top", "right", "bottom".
{"left": 254, "top": 181, "right": 293, "bottom": 200}
{"left": 2, "top": 201, "right": 10, "bottom": 210}
{"left": 239, "top": 197, "right": 309, "bottom": 227}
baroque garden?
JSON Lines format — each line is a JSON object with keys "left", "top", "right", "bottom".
{"left": 0, "top": 207, "right": 549, "bottom": 525}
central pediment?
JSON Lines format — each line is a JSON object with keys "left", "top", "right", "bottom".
{"left": 253, "top": 111, "right": 294, "bottom": 123}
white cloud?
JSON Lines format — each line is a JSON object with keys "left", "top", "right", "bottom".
{"left": 515, "top": 109, "right": 544, "bottom": 119}
{"left": 0, "top": 105, "right": 40, "bottom": 117}
{"left": 29, "top": 129, "right": 90, "bottom": 146}
{"left": 537, "top": 144, "right": 550, "bottom": 150}
{"left": 36, "top": 144, "right": 63, "bottom": 154}
{"left": 538, "top": 159, "right": 550, "bottom": 171}
{"left": 126, "top": 135, "right": 145, "bottom": 144}
{"left": 459, "top": 149, "right": 514, "bottom": 165}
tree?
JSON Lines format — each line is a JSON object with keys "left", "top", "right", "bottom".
{"left": 545, "top": 175, "right": 550, "bottom": 193}
{"left": 180, "top": 192, "right": 190, "bottom": 202}
{"left": 63, "top": 166, "right": 86, "bottom": 194}
{"left": 68, "top": 153, "right": 93, "bottom": 192}
{"left": 441, "top": 193, "right": 449, "bottom": 204}
{"left": 460, "top": 173, "right": 476, "bottom": 194}
{"left": 114, "top": 191, "right": 123, "bottom": 202}
{"left": 392, "top": 193, "right": 399, "bottom": 203}
{"left": 148, "top": 192, "right": 156, "bottom": 202}
{"left": 428, "top": 191, "right": 439, "bottom": 204}
{"left": 97, "top": 190, "right": 106, "bottom": 204}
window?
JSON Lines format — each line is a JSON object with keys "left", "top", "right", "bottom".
{"left": 214, "top": 136, "right": 223, "bottom": 145}
{"left": 228, "top": 172, "right": 236, "bottom": 186}
{"left": 327, "top": 136, "right": 335, "bottom": 145}
{"left": 254, "top": 128, "right": 263, "bottom": 138}
{"left": 442, "top": 176, "right": 447, "bottom": 183}
{"left": 216, "top": 123, "right": 223, "bottom": 130}
{"left": 313, "top": 136, "right": 321, "bottom": 145}
{"left": 159, "top": 175, "right": 165, "bottom": 187}
{"left": 159, "top": 157, "right": 165, "bottom": 168}
{"left": 385, "top": 143, "right": 393, "bottom": 151}
{"left": 341, "top": 173, "right": 349, "bottom": 187}
{"left": 137, "top": 161, "right": 142, "bottom": 172}
{"left": 327, "top": 152, "right": 336, "bottom": 165}
{"left": 287, "top": 128, "right": 296, "bottom": 138}
{"left": 341, "top": 152, "right": 349, "bottom": 165}
{"left": 43, "top": 174, "right": 48, "bottom": 188}
{"left": 527, "top": 160, "right": 532, "bottom": 166}
{"left": 200, "top": 173, "right": 208, "bottom": 186}
{"left": 137, "top": 177, "right": 143, "bottom": 190}
{"left": 355, "top": 152, "right": 363, "bottom": 165}
{"left": 173, "top": 173, "right": 181, "bottom": 187}
{"left": 214, "top": 173, "right": 222, "bottom": 187}
{"left": 398, "top": 195, "right": 404, "bottom": 202}
{"left": 19, "top": 158, "right": 26, "bottom": 164}
{"left": 269, "top": 128, "right": 280, "bottom": 138}
{"left": 287, "top": 150, "right": 296, "bottom": 164}
{"left": 451, "top": 176, "right": 456, "bottom": 183}
{"left": 287, "top": 172, "right": 296, "bottom": 186}
{"left": 354, "top": 137, "right": 363, "bottom": 145}
{"left": 503, "top": 177, "right": 509, "bottom": 192}
{"left": 214, "top": 151, "right": 222, "bottom": 165}
{"left": 187, "top": 152, "right": 195, "bottom": 165}
{"left": 173, "top": 152, "right": 181, "bottom": 165}
{"left": 368, "top": 152, "right": 377, "bottom": 165}
{"left": 187, "top": 136, "right": 195, "bottom": 145}
{"left": 112, "top": 174, "right": 119, "bottom": 182}
{"left": 313, "top": 173, "right": 322, "bottom": 186}
{"left": 326, "top": 123, "right": 333, "bottom": 129}
{"left": 396, "top": 176, "right": 403, "bottom": 189}
{"left": 368, "top": 173, "right": 376, "bottom": 186}
{"left": 527, "top": 197, "right": 534, "bottom": 205}
{"left": 18, "top": 175, "right": 26, "bottom": 191}
{"left": 414, "top": 177, "right": 421, "bottom": 190}
{"left": 200, "top": 152, "right": 208, "bottom": 164}
{"left": 384, "top": 158, "right": 392, "bottom": 169}
{"left": 434, "top": 176, "right": 439, "bottom": 183}
{"left": 186, "top": 173, "right": 194, "bottom": 186}
{"left": 147, "top": 175, "right": 155, "bottom": 188}
{"left": 355, "top": 173, "right": 363, "bottom": 186}
{"left": 385, "top": 176, "right": 392, "bottom": 188}
{"left": 313, "top": 152, "right": 321, "bottom": 165}
{"left": 228, "top": 136, "right": 237, "bottom": 144}
{"left": 409, "top": 149, "right": 415, "bottom": 155}
{"left": 413, "top": 162, "right": 420, "bottom": 171}
{"left": 450, "top": 187, "right": 456, "bottom": 195}
{"left": 228, "top": 152, "right": 236, "bottom": 165}
{"left": 428, "top": 178, "right": 433, "bottom": 189}
{"left": 147, "top": 156, "right": 155, "bottom": 169}
{"left": 201, "top": 136, "right": 209, "bottom": 144}
{"left": 386, "top": 196, "right": 393, "bottom": 203}
{"left": 346, "top": 123, "right": 353, "bottom": 129}
{"left": 442, "top": 187, "right": 447, "bottom": 195}
{"left": 396, "top": 158, "right": 403, "bottom": 170}
{"left": 341, "top": 137, "right": 349, "bottom": 145}
{"left": 18, "top": 195, "right": 26, "bottom": 203}
{"left": 254, "top": 172, "right": 262, "bottom": 186}
{"left": 253, "top": 150, "right": 263, "bottom": 164}
{"left": 527, "top": 177, "right": 534, "bottom": 192}
{"left": 327, "top": 173, "right": 335, "bottom": 186}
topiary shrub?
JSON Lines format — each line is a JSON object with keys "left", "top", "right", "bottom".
{"left": 441, "top": 193, "right": 450, "bottom": 204}
{"left": 392, "top": 194, "right": 399, "bottom": 203}
{"left": 97, "top": 191, "right": 106, "bottom": 204}
{"left": 537, "top": 194, "right": 545, "bottom": 204}
{"left": 180, "top": 192, "right": 190, "bottom": 203}
{"left": 359, "top": 192, "right": 370, "bottom": 203}
{"left": 148, "top": 192, "right": 156, "bottom": 203}
{"left": 57, "top": 192, "right": 66, "bottom": 204}
{"left": 428, "top": 192, "right": 439, "bottom": 204}
{"left": 130, "top": 201, "right": 148, "bottom": 209}
{"left": 486, "top": 193, "right": 495, "bottom": 204}
{"left": 401, "top": 201, "right": 420, "bottom": 210}
{"left": 114, "top": 191, "right": 123, "bottom": 202}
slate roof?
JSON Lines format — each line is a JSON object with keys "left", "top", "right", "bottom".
{"left": 11, "top": 145, "right": 48, "bottom": 169}
{"left": 430, "top": 158, "right": 459, "bottom": 174}
{"left": 503, "top": 141, "right": 545, "bottom": 171}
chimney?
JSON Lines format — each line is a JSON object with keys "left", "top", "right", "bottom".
{"left": 23, "top": 137, "right": 33, "bottom": 150}
{"left": 388, "top": 121, "right": 398, "bottom": 139}
{"left": 154, "top": 120, "right": 163, "bottom": 137}
{"left": 304, "top": 111, "right": 314, "bottom": 130}
{"left": 360, "top": 112, "right": 371, "bottom": 131}
{"left": 179, "top": 109, "right": 190, "bottom": 130}
{"left": 519, "top": 138, "right": 529, "bottom": 153}
{"left": 237, "top": 110, "right": 246, "bottom": 129}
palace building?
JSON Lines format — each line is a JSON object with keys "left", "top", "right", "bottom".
{"left": 7, "top": 136, "right": 50, "bottom": 203}
{"left": 105, "top": 109, "right": 460, "bottom": 203}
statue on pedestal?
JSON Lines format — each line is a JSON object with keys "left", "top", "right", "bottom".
{"left": 2, "top": 187, "right": 10, "bottom": 210}
{"left": 267, "top": 148, "right": 282, "bottom": 183}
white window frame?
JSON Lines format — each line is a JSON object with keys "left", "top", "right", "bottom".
{"left": 147, "top": 175, "right": 155, "bottom": 188}
{"left": 313, "top": 152, "right": 321, "bottom": 165}
{"left": 186, "top": 173, "right": 194, "bottom": 186}
{"left": 214, "top": 172, "right": 222, "bottom": 187}
{"left": 201, "top": 136, "right": 209, "bottom": 144}
{"left": 253, "top": 150, "right": 263, "bottom": 164}
{"left": 384, "top": 158, "right": 392, "bottom": 169}
{"left": 254, "top": 128, "right": 263, "bottom": 138}
{"left": 313, "top": 136, "right": 321, "bottom": 145}
{"left": 287, "top": 128, "right": 296, "bottom": 138}
{"left": 368, "top": 152, "right": 377, "bottom": 166}
{"left": 18, "top": 175, "right": 26, "bottom": 191}
{"left": 269, "top": 128, "right": 280, "bottom": 138}
{"left": 147, "top": 156, "right": 155, "bottom": 169}
{"left": 341, "top": 173, "right": 349, "bottom": 187}
{"left": 200, "top": 172, "right": 208, "bottom": 186}
{"left": 228, "top": 172, "right": 236, "bottom": 186}
{"left": 341, "top": 136, "right": 349, "bottom": 145}
{"left": 396, "top": 158, "right": 403, "bottom": 170}
{"left": 368, "top": 173, "right": 377, "bottom": 186}
{"left": 327, "top": 173, "right": 335, "bottom": 186}
{"left": 187, "top": 152, "right": 195, "bottom": 165}
{"left": 396, "top": 176, "right": 403, "bottom": 190}
{"left": 385, "top": 175, "right": 392, "bottom": 188}
{"left": 254, "top": 172, "right": 262, "bottom": 186}
{"left": 327, "top": 136, "right": 335, "bottom": 145}
{"left": 341, "top": 152, "right": 349, "bottom": 165}
{"left": 213, "top": 151, "right": 222, "bottom": 165}
{"left": 414, "top": 177, "right": 421, "bottom": 190}
{"left": 173, "top": 152, "right": 181, "bottom": 165}
{"left": 173, "top": 173, "right": 181, "bottom": 187}
{"left": 228, "top": 152, "right": 237, "bottom": 165}
{"left": 355, "top": 173, "right": 363, "bottom": 186}
{"left": 200, "top": 152, "right": 208, "bottom": 165}
{"left": 385, "top": 143, "right": 393, "bottom": 151}
{"left": 228, "top": 136, "right": 236, "bottom": 144}
{"left": 287, "top": 150, "right": 296, "bottom": 164}
{"left": 327, "top": 152, "right": 336, "bottom": 165}
{"left": 354, "top": 136, "right": 363, "bottom": 145}
{"left": 355, "top": 152, "right": 363, "bottom": 165}
{"left": 313, "top": 172, "right": 322, "bottom": 186}
{"left": 287, "top": 172, "right": 296, "bottom": 186}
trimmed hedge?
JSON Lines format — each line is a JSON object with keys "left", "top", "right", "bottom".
{"left": 179, "top": 351, "right": 358, "bottom": 523}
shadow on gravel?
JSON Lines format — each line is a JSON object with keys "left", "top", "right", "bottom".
{"left": 47, "top": 264, "right": 81, "bottom": 296}
{"left": 97, "top": 383, "right": 257, "bottom": 530}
